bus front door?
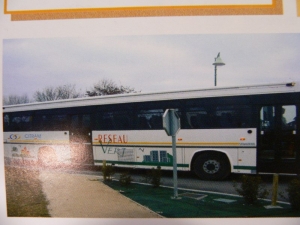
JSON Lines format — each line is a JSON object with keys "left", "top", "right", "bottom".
{"left": 258, "top": 105, "right": 298, "bottom": 174}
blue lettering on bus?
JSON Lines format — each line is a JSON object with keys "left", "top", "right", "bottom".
{"left": 24, "top": 134, "right": 42, "bottom": 139}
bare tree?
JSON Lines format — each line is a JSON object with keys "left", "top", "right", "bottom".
{"left": 3, "top": 94, "right": 31, "bottom": 105}
{"left": 86, "top": 79, "right": 136, "bottom": 97}
{"left": 56, "top": 84, "right": 82, "bottom": 99}
{"left": 33, "top": 84, "right": 82, "bottom": 102}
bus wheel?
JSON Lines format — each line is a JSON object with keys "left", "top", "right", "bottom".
{"left": 193, "top": 152, "right": 230, "bottom": 180}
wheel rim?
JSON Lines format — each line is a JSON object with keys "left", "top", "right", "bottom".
{"left": 203, "top": 160, "right": 220, "bottom": 174}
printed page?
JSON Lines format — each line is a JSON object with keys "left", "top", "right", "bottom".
{"left": 1, "top": 0, "right": 300, "bottom": 225}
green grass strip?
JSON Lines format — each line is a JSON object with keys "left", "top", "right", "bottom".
{"left": 105, "top": 180, "right": 300, "bottom": 218}
{"left": 5, "top": 166, "right": 50, "bottom": 217}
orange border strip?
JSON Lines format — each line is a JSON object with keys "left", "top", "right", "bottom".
{"left": 297, "top": 0, "right": 300, "bottom": 17}
{"left": 4, "top": 0, "right": 283, "bottom": 21}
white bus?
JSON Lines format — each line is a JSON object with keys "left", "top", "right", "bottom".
{"left": 3, "top": 82, "right": 300, "bottom": 180}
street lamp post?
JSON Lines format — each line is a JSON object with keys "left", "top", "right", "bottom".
{"left": 212, "top": 52, "right": 225, "bottom": 86}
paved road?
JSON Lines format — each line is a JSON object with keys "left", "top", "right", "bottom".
{"left": 39, "top": 170, "right": 163, "bottom": 218}
{"left": 57, "top": 167, "right": 294, "bottom": 202}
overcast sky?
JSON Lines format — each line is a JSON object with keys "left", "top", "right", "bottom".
{"left": 3, "top": 33, "right": 300, "bottom": 98}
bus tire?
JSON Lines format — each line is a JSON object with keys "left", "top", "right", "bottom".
{"left": 193, "top": 152, "right": 230, "bottom": 180}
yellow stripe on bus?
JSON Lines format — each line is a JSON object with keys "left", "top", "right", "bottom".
{"left": 92, "top": 141, "right": 240, "bottom": 146}
{"left": 7, "top": 140, "right": 69, "bottom": 144}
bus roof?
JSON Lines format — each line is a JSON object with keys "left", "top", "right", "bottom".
{"left": 3, "top": 82, "right": 299, "bottom": 113}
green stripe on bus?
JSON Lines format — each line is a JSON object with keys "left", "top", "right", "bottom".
{"left": 94, "top": 160, "right": 189, "bottom": 168}
{"left": 233, "top": 165, "right": 256, "bottom": 170}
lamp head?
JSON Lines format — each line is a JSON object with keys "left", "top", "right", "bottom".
{"left": 213, "top": 52, "right": 225, "bottom": 66}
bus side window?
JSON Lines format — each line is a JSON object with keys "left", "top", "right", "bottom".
{"left": 71, "top": 115, "right": 79, "bottom": 129}
{"left": 219, "top": 112, "right": 233, "bottom": 127}
{"left": 190, "top": 115, "right": 199, "bottom": 128}
{"left": 3, "top": 114, "right": 10, "bottom": 131}
{"left": 114, "top": 115, "right": 131, "bottom": 130}
{"left": 216, "top": 105, "right": 253, "bottom": 128}
{"left": 9, "top": 114, "right": 32, "bottom": 131}
{"left": 100, "top": 116, "right": 114, "bottom": 130}
{"left": 186, "top": 105, "right": 253, "bottom": 129}
{"left": 136, "top": 109, "right": 164, "bottom": 130}
{"left": 33, "top": 114, "right": 55, "bottom": 131}
{"left": 21, "top": 115, "right": 33, "bottom": 131}
{"left": 11, "top": 116, "right": 22, "bottom": 131}
{"left": 150, "top": 116, "right": 162, "bottom": 129}
{"left": 137, "top": 116, "right": 151, "bottom": 129}
{"left": 186, "top": 108, "right": 208, "bottom": 129}
{"left": 82, "top": 114, "right": 91, "bottom": 129}
{"left": 52, "top": 114, "right": 69, "bottom": 130}
{"left": 33, "top": 115, "right": 46, "bottom": 130}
